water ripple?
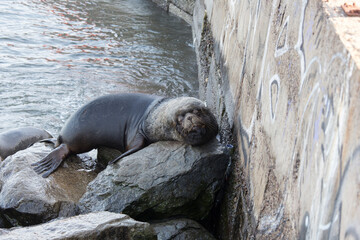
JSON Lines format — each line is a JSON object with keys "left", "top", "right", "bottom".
{"left": 0, "top": 0, "right": 197, "bottom": 133}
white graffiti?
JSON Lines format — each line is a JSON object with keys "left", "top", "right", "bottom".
{"left": 269, "top": 74, "right": 280, "bottom": 123}
{"left": 275, "top": 16, "right": 290, "bottom": 58}
{"left": 209, "top": 0, "right": 358, "bottom": 237}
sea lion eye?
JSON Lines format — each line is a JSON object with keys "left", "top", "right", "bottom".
{"left": 177, "top": 115, "right": 184, "bottom": 123}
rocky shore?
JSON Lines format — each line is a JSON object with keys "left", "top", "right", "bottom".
{"left": 0, "top": 140, "right": 229, "bottom": 239}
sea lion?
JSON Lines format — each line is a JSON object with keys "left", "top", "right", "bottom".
{"left": 32, "top": 93, "right": 218, "bottom": 178}
{"left": 0, "top": 127, "right": 53, "bottom": 161}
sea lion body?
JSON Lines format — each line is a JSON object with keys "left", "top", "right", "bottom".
{"left": 32, "top": 93, "right": 218, "bottom": 178}
{"left": 0, "top": 127, "right": 53, "bottom": 161}
{"left": 59, "top": 93, "right": 162, "bottom": 154}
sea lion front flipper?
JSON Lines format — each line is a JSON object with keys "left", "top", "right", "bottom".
{"left": 109, "top": 134, "right": 146, "bottom": 165}
{"left": 31, "top": 143, "right": 70, "bottom": 178}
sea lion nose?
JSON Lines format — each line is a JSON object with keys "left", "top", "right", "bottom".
{"left": 192, "top": 125, "right": 205, "bottom": 134}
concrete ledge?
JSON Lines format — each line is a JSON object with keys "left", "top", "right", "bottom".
{"left": 323, "top": 0, "right": 360, "bottom": 68}
{"left": 150, "top": 0, "right": 195, "bottom": 25}
{"left": 169, "top": 3, "right": 193, "bottom": 25}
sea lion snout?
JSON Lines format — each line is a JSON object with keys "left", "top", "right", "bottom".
{"left": 178, "top": 112, "right": 203, "bottom": 127}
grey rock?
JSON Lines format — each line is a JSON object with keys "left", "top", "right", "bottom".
{"left": 78, "top": 140, "right": 229, "bottom": 221}
{"left": 0, "top": 143, "right": 97, "bottom": 227}
{"left": 0, "top": 211, "right": 156, "bottom": 240}
{"left": 97, "top": 147, "right": 123, "bottom": 167}
{"left": 152, "top": 218, "right": 216, "bottom": 240}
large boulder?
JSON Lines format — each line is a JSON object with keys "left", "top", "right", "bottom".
{"left": 97, "top": 147, "right": 122, "bottom": 167}
{"left": 152, "top": 218, "right": 216, "bottom": 240}
{"left": 0, "top": 211, "right": 156, "bottom": 240}
{"left": 0, "top": 143, "right": 97, "bottom": 227}
{"left": 78, "top": 140, "right": 229, "bottom": 221}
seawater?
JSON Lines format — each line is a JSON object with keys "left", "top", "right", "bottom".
{"left": 0, "top": 0, "right": 197, "bottom": 134}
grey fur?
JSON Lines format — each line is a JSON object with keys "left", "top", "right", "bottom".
{"left": 143, "top": 97, "right": 211, "bottom": 143}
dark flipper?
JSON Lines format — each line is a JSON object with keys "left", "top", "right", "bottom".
{"left": 109, "top": 134, "right": 146, "bottom": 165}
{"left": 31, "top": 143, "right": 69, "bottom": 178}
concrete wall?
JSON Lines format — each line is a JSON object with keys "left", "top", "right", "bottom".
{"left": 150, "top": 0, "right": 195, "bottom": 24}
{"left": 151, "top": 0, "right": 360, "bottom": 239}
{"left": 192, "top": 0, "right": 360, "bottom": 239}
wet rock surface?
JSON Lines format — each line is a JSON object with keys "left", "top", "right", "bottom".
{"left": 152, "top": 218, "right": 217, "bottom": 240}
{"left": 0, "top": 140, "right": 228, "bottom": 238}
{"left": 0, "top": 143, "right": 97, "bottom": 227}
{"left": 0, "top": 211, "right": 156, "bottom": 240}
{"left": 78, "top": 140, "right": 229, "bottom": 221}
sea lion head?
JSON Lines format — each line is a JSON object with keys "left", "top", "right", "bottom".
{"left": 144, "top": 97, "right": 218, "bottom": 145}
{"left": 174, "top": 105, "right": 218, "bottom": 145}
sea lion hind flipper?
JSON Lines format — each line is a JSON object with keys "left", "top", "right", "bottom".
{"left": 31, "top": 143, "right": 69, "bottom": 178}
{"left": 109, "top": 135, "right": 146, "bottom": 165}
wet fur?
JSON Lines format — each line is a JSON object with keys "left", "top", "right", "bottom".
{"left": 0, "top": 127, "right": 52, "bottom": 161}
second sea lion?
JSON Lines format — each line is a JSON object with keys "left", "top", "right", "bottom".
{"left": 0, "top": 127, "right": 52, "bottom": 161}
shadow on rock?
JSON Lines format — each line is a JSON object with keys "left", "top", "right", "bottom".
{"left": 152, "top": 218, "right": 217, "bottom": 240}
{"left": 78, "top": 139, "right": 229, "bottom": 222}
{"left": 0, "top": 139, "right": 228, "bottom": 239}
